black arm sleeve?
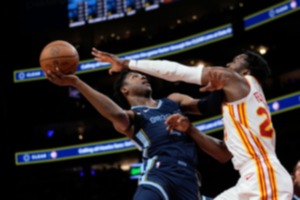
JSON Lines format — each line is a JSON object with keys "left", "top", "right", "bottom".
{"left": 197, "top": 90, "right": 224, "bottom": 116}
{"left": 132, "top": 111, "right": 144, "bottom": 134}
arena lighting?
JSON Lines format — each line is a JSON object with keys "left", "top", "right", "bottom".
{"left": 77, "top": 124, "right": 86, "bottom": 140}
{"left": 257, "top": 45, "right": 268, "bottom": 55}
{"left": 79, "top": 170, "right": 84, "bottom": 177}
{"left": 14, "top": 91, "right": 300, "bottom": 166}
{"left": 90, "top": 169, "right": 96, "bottom": 176}
{"left": 68, "top": 87, "right": 81, "bottom": 99}
{"left": 120, "top": 163, "right": 131, "bottom": 171}
{"left": 46, "top": 129, "right": 55, "bottom": 138}
{"left": 120, "top": 157, "right": 140, "bottom": 171}
{"left": 188, "top": 60, "right": 207, "bottom": 67}
{"left": 196, "top": 60, "right": 209, "bottom": 68}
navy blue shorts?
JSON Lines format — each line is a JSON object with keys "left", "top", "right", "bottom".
{"left": 133, "top": 156, "right": 201, "bottom": 200}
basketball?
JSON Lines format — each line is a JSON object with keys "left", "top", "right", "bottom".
{"left": 39, "top": 40, "right": 79, "bottom": 74}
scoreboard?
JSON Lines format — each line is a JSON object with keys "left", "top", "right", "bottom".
{"left": 68, "top": 0, "right": 178, "bottom": 27}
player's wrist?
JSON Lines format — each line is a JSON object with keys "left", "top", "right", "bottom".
{"left": 121, "top": 59, "right": 130, "bottom": 69}
{"left": 71, "top": 76, "right": 82, "bottom": 87}
{"left": 185, "top": 124, "right": 197, "bottom": 136}
{"left": 128, "top": 60, "right": 137, "bottom": 70}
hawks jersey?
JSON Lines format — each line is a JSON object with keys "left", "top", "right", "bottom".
{"left": 222, "top": 75, "right": 276, "bottom": 170}
{"left": 130, "top": 98, "right": 198, "bottom": 167}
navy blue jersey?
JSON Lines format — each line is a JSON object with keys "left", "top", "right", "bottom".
{"left": 131, "top": 98, "right": 198, "bottom": 167}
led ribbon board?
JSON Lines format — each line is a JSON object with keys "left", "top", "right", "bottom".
{"left": 244, "top": 0, "right": 300, "bottom": 30}
{"left": 15, "top": 91, "right": 300, "bottom": 165}
{"left": 13, "top": 24, "right": 233, "bottom": 83}
{"left": 16, "top": 138, "right": 137, "bottom": 165}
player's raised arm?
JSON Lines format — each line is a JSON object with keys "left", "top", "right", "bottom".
{"left": 91, "top": 48, "right": 250, "bottom": 102}
{"left": 91, "top": 47, "right": 204, "bottom": 84}
{"left": 45, "top": 68, "right": 136, "bottom": 138}
{"left": 128, "top": 59, "right": 249, "bottom": 100}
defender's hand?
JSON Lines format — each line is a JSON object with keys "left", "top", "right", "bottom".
{"left": 200, "top": 69, "right": 227, "bottom": 92}
{"left": 165, "top": 113, "right": 191, "bottom": 133}
{"left": 91, "top": 48, "right": 129, "bottom": 75}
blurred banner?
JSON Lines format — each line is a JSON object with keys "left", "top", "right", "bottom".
{"left": 15, "top": 91, "right": 300, "bottom": 165}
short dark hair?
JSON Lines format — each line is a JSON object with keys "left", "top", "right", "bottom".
{"left": 243, "top": 50, "right": 271, "bottom": 83}
{"left": 113, "top": 69, "right": 132, "bottom": 109}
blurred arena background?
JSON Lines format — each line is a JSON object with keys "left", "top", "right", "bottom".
{"left": 1, "top": 0, "right": 299, "bottom": 199}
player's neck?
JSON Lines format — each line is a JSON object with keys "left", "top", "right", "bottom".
{"left": 129, "top": 96, "right": 157, "bottom": 107}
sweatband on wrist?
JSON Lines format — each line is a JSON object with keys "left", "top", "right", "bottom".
{"left": 128, "top": 60, "right": 203, "bottom": 85}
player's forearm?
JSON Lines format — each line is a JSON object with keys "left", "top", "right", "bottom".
{"left": 188, "top": 126, "right": 232, "bottom": 163}
{"left": 129, "top": 60, "right": 203, "bottom": 85}
{"left": 74, "top": 79, "right": 130, "bottom": 125}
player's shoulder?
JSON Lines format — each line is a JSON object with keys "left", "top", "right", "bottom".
{"left": 159, "top": 95, "right": 180, "bottom": 106}
{"left": 165, "top": 93, "right": 181, "bottom": 103}
{"left": 244, "top": 75, "right": 261, "bottom": 88}
{"left": 167, "top": 92, "right": 190, "bottom": 100}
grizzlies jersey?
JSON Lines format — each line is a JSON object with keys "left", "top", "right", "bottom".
{"left": 131, "top": 98, "right": 198, "bottom": 167}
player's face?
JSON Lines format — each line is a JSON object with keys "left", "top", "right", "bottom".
{"left": 225, "top": 53, "right": 249, "bottom": 75}
{"left": 122, "top": 72, "right": 152, "bottom": 94}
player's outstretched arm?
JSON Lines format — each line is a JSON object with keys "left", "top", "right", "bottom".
{"left": 165, "top": 113, "right": 232, "bottom": 163}
{"left": 91, "top": 49, "right": 248, "bottom": 102}
{"left": 46, "top": 68, "right": 135, "bottom": 138}
{"left": 91, "top": 48, "right": 204, "bottom": 84}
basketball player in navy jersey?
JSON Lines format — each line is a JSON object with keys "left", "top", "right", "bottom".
{"left": 45, "top": 67, "right": 227, "bottom": 199}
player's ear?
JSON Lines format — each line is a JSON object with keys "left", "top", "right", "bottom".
{"left": 121, "top": 86, "right": 128, "bottom": 95}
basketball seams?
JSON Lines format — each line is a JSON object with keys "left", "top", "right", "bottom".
{"left": 62, "top": 62, "right": 78, "bottom": 73}
{"left": 40, "top": 59, "right": 78, "bottom": 74}
{"left": 40, "top": 55, "right": 79, "bottom": 62}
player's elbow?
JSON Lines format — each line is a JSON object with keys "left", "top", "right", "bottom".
{"left": 112, "top": 113, "right": 131, "bottom": 133}
{"left": 216, "top": 142, "right": 232, "bottom": 163}
{"left": 217, "top": 153, "right": 232, "bottom": 163}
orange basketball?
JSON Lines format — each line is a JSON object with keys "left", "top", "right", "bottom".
{"left": 39, "top": 40, "right": 79, "bottom": 74}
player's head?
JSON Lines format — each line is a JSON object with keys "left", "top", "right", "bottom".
{"left": 226, "top": 50, "right": 271, "bottom": 83}
{"left": 113, "top": 69, "right": 152, "bottom": 108}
